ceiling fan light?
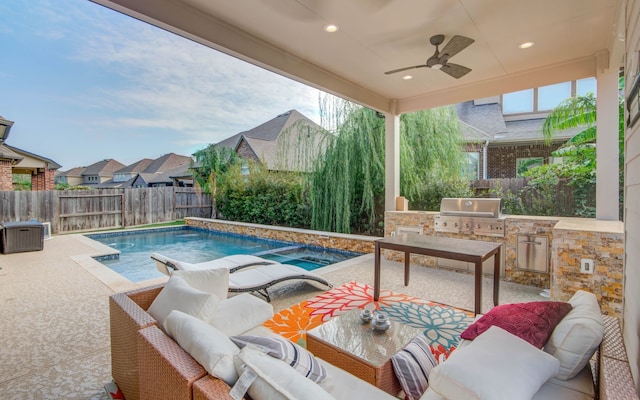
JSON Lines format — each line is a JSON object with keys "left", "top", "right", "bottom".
{"left": 402, "top": 75, "right": 413, "bottom": 80}
{"left": 518, "top": 41, "right": 535, "bottom": 49}
{"left": 431, "top": 64, "right": 443, "bottom": 70}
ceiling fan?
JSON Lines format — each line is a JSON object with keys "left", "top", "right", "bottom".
{"left": 385, "top": 34, "right": 475, "bottom": 79}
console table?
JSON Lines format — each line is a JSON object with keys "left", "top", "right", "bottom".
{"left": 374, "top": 233, "right": 502, "bottom": 315}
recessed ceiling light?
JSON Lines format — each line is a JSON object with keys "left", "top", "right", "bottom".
{"left": 402, "top": 75, "right": 413, "bottom": 80}
{"left": 518, "top": 41, "right": 535, "bottom": 49}
{"left": 324, "top": 24, "right": 339, "bottom": 33}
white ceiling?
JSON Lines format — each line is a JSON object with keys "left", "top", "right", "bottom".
{"left": 91, "top": 0, "right": 624, "bottom": 114}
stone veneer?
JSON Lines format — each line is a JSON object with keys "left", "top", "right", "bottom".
{"left": 185, "top": 217, "right": 376, "bottom": 254}
{"left": 552, "top": 219, "right": 624, "bottom": 317}
{"left": 385, "top": 211, "right": 625, "bottom": 319}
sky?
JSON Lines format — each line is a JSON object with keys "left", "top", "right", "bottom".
{"left": 0, "top": 0, "right": 323, "bottom": 170}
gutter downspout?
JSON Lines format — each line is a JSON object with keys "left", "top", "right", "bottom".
{"left": 483, "top": 141, "right": 489, "bottom": 179}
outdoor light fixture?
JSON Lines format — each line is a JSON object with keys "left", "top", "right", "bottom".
{"left": 323, "top": 24, "right": 339, "bottom": 33}
{"left": 518, "top": 41, "right": 535, "bottom": 49}
{"left": 0, "top": 117, "right": 14, "bottom": 143}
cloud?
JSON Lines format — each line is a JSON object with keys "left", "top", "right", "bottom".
{"left": 67, "top": 1, "right": 321, "bottom": 148}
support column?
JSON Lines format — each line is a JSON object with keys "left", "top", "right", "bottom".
{"left": 384, "top": 105, "right": 400, "bottom": 211}
{"left": 596, "top": 53, "right": 620, "bottom": 220}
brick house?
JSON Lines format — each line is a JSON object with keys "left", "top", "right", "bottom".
{"left": 0, "top": 144, "right": 61, "bottom": 191}
{"left": 97, "top": 153, "right": 192, "bottom": 188}
{"left": 458, "top": 89, "right": 586, "bottom": 179}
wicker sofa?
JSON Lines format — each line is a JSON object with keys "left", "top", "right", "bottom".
{"left": 109, "top": 284, "right": 638, "bottom": 400}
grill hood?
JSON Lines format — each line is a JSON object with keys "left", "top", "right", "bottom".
{"left": 439, "top": 198, "right": 503, "bottom": 218}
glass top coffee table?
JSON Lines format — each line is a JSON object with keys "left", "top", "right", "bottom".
{"left": 306, "top": 308, "right": 424, "bottom": 395}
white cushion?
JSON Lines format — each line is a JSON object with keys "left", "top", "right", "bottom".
{"left": 230, "top": 335, "right": 327, "bottom": 382}
{"left": 164, "top": 310, "right": 240, "bottom": 386}
{"left": 233, "top": 346, "right": 334, "bottom": 400}
{"left": 429, "top": 326, "right": 560, "bottom": 400}
{"left": 544, "top": 290, "right": 604, "bottom": 380}
{"left": 209, "top": 293, "right": 274, "bottom": 336}
{"left": 147, "top": 275, "right": 220, "bottom": 328}
{"left": 173, "top": 268, "right": 229, "bottom": 299}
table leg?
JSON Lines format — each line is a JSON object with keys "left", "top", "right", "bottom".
{"left": 404, "top": 251, "right": 410, "bottom": 286}
{"left": 474, "top": 261, "right": 481, "bottom": 315}
{"left": 374, "top": 242, "right": 381, "bottom": 301}
{"left": 493, "top": 247, "right": 501, "bottom": 306}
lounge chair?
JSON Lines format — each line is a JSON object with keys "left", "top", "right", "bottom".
{"left": 151, "top": 253, "right": 332, "bottom": 302}
{"left": 151, "top": 252, "right": 278, "bottom": 275}
{"left": 228, "top": 263, "right": 332, "bottom": 302}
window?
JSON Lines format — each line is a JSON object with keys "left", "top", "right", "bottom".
{"left": 503, "top": 89, "right": 534, "bottom": 113}
{"left": 503, "top": 77, "right": 596, "bottom": 114}
{"left": 538, "top": 82, "right": 571, "bottom": 111}
{"left": 463, "top": 152, "right": 480, "bottom": 179}
{"left": 516, "top": 157, "right": 543, "bottom": 177}
{"left": 576, "top": 78, "right": 597, "bottom": 96}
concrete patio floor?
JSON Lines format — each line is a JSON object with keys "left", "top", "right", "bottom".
{"left": 0, "top": 232, "right": 545, "bottom": 399}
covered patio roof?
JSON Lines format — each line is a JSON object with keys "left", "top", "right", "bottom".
{"left": 90, "top": 0, "right": 624, "bottom": 114}
{"left": 90, "top": 0, "right": 625, "bottom": 219}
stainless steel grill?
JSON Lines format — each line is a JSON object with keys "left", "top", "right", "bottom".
{"left": 434, "top": 198, "right": 505, "bottom": 237}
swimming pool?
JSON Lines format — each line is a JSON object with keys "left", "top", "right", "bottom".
{"left": 87, "top": 226, "right": 360, "bottom": 282}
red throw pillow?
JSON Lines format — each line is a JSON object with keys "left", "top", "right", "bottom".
{"left": 461, "top": 301, "right": 572, "bottom": 348}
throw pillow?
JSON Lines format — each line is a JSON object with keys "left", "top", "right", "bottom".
{"left": 230, "top": 335, "right": 327, "bottom": 383}
{"left": 461, "top": 301, "right": 572, "bottom": 348}
{"left": 430, "top": 326, "right": 560, "bottom": 400}
{"left": 147, "top": 275, "right": 220, "bottom": 328}
{"left": 173, "top": 267, "right": 230, "bottom": 300}
{"left": 233, "top": 346, "right": 335, "bottom": 400}
{"left": 209, "top": 293, "right": 274, "bottom": 336}
{"left": 544, "top": 290, "right": 604, "bottom": 380}
{"left": 164, "top": 310, "right": 240, "bottom": 386}
{"left": 390, "top": 335, "right": 438, "bottom": 400}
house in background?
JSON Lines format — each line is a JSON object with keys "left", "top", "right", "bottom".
{"left": 0, "top": 144, "right": 61, "bottom": 191}
{"left": 54, "top": 167, "right": 85, "bottom": 187}
{"left": 97, "top": 153, "right": 192, "bottom": 188}
{"left": 81, "top": 159, "right": 125, "bottom": 186}
{"left": 459, "top": 78, "right": 592, "bottom": 179}
{"left": 216, "top": 110, "right": 328, "bottom": 172}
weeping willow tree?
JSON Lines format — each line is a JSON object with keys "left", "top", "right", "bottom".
{"left": 310, "top": 96, "right": 469, "bottom": 234}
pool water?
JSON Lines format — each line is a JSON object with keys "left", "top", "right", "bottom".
{"left": 87, "top": 227, "right": 359, "bottom": 282}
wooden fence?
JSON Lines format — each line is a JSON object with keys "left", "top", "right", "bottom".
{"left": 0, "top": 187, "right": 212, "bottom": 233}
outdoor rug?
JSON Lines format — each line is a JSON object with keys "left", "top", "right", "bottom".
{"left": 264, "top": 281, "right": 475, "bottom": 360}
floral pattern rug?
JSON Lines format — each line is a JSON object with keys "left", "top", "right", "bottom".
{"left": 264, "top": 281, "right": 475, "bottom": 360}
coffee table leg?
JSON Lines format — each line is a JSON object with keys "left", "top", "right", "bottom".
{"left": 404, "top": 251, "right": 410, "bottom": 286}
{"left": 474, "top": 261, "right": 481, "bottom": 315}
{"left": 374, "top": 241, "right": 381, "bottom": 301}
{"left": 493, "top": 247, "right": 501, "bottom": 306}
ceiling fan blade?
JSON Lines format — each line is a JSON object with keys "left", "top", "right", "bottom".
{"left": 440, "top": 63, "right": 472, "bottom": 79}
{"left": 439, "top": 35, "right": 474, "bottom": 59}
{"left": 384, "top": 65, "right": 428, "bottom": 75}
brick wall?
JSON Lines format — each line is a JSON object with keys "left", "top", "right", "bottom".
{"left": 0, "top": 160, "right": 12, "bottom": 191}
{"left": 487, "top": 143, "right": 562, "bottom": 178}
{"left": 236, "top": 139, "right": 259, "bottom": 161}
{"left": 31, "top": 168, "right": 56, "bottom": 191}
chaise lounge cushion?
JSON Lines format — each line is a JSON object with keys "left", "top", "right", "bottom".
{"left": 173, "top": 268, "right": 230, "bottom": 300}
{"left": 147, "top": 275, "right": 220, "bottom": 328}
{"left": 460, "top": 301, "right": 572, "bottom": 348}
{"left": 233, "top": 345, "right": 335, "bottom": 400}
{"left": 164, "top": 310, "right": 240, "bottom": 386}
{"left": 544, "top": 290, "right": 604, "bottom": 380}
{"left": 429, "top": 326, "right": 560, "bottom": 400}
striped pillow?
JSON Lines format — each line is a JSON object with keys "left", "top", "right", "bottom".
{"left": 230, "top": 335, "right": 327, "bottom": 383}
{"left": 391, "top": 335, "right": 438, "bottom": 400}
